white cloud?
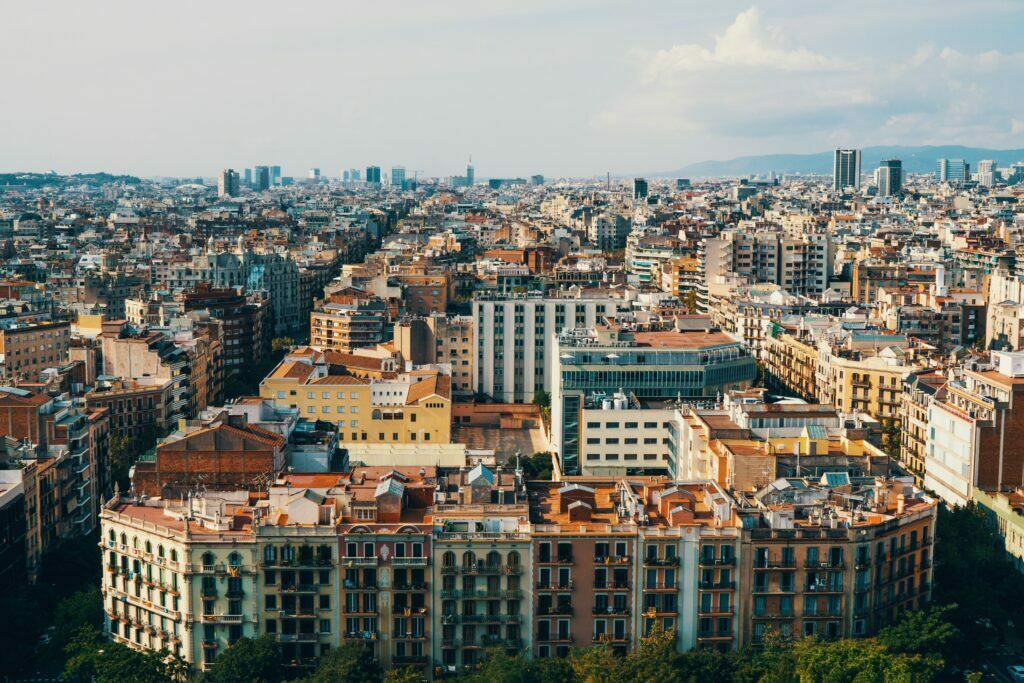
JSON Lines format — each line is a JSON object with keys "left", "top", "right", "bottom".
{"left": 639, "top": 6, "right": 844, "bottom": 84}
{"left": 599, "top": 6, "right": 1024, "bottom": 155}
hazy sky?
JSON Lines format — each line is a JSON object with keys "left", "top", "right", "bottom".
{"left": 3, "top": 0, "right": 1024, "bottom": 178}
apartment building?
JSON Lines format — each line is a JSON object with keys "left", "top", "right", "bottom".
{"left": 0, "top": 319, "right": 71, "bottom": 379}
{"left": 472, "top": 293, "right": 627, "bottom": 404}
{"left": 394, "top": 315, "right": 474, "bottom": 398}
{"left": 0, "top": 386, "right": 106, "bottom": 575}
{"left": 574, "top": 391, "right": 677, "bottom": 477}
{"left": 101, "top": 331, "right": 193, "bottom": 424}
{"left": 85, "top": 378, "right": 173, "bottom": 446}
{"left": 763, "top": 325, "right": 822, "bottom": 400}
{"left": 99, "top": 463, "right": 935, "bottom": 677}
{"left": 434, "top": 465, "right": 531, "bottom": 671}
{"left": 668, "top": 395, "right": 886, "bottom": 491}
{"left": 179, "top": 283, "right": 271, "bottom": 375}
{"left": 703, "top": 230, "right": 834, "bottom": 300}
{"left": 550, "top": 321, "right": 756, "bottom": 475}
{"left": 973, "top": 488, "right": 1024, "bottom": 572}
{"left": 736, "top": 476, "right": 936, "bottom": 643}
{"left": 899, "top": 372, "right": 945, "bottom": 486}
{"left": 260, "top": 349, "right": 452, "bottom": 445}
{"left": 310, "top": 298, "right": 388, "bottom": 353}
{"left": 924, "top": 351, "right": 1024, "bottom": 506}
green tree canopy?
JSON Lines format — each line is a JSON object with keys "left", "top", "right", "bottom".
{"left": 203, "top": 635, "right": 283, "bottom": 683}
{"left": 305, "top": 641, "right": 381, "bottom": 683}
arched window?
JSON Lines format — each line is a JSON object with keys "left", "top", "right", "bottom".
{"left": 145, "top": 541, "right": 152, "bottom": 554}
{"left": 282, "top": 545, "right": 295, "bottom": 562}
{"left": 264, "top": 546, "right": 278, "bottom": 563}
{"left": 108, "top": 529, "right": 115, "bottom": 543}
{"left": 158, "top": 545, "right": 165, "bottom": 558}
{"left": 462, "top": 551, "right": 476, "bottom": 568}
{"left": 507, "top": 551, "right": 521, "bottom": 568}
{"left": 132, "top": 536, "right": 138, "bottom": 549}
{"left": 201, "top": 552, "right": 215, "bottom": 568}
{"left": 487, "top": 550, "right": 501, "bottom": 569}
{"left": 228, "top": 552, "right": 242, "bottom": 568}
{"left": 120, "top": 533, "right": 127, "bottom": 546}
{"left": 442, "top": 551, "right": 455, "bottom": 569}
{"left": 170, "top": 549, "right": 178, "bottom": 562}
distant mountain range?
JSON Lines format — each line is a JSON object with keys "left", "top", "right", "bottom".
{"left": 654, "top": 145, "right": 1024, "bottom": 178}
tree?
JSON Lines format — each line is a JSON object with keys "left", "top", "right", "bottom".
{"left": 271, "top": 336, "right": 295, "bottom": 353}
{"left": 50, "top": 588, "right": 104, "bottom": 658}
{"left": 520, "top": 452, "right": 554, "bottom": 480}
{"left": 791, "top": 637, "right": 941, "bottom": 683}
{"left": 203, "top": 635, "right": 283, "bottom": 683}
{"left": 63, "top": 625, "right": 185, "bottom": 683}
{"left": 683, "top": 290, "right": 698, "bottom": 315}
{"left": 619, "top": 625, "right": 683, "bottom": 682}
{"left": 109, "top": 433, "right": 135, "bottom": 491}
{"left": 384, "top": 666, "right": 422, "bottom": 683}
{"left": 305, "top": 641, "right": 381, "bottom": 683}
{"left": 566, "top": 643, "right": 621, "bottom": 683}
{"left": 876, "top": 604, "right": 958, "bottom": 658}
{"left": 934, "top": 503, "right": 1024, "bottom": 664}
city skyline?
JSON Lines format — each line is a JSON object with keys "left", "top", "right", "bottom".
{"left": 3, "top": 1, "right": 1024, "bottom": 178}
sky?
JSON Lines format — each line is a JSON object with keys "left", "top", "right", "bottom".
{"left": 3, "top": 0, "right": 1024, "bottom": 178}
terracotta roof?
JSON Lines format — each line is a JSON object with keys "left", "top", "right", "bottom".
{"left": 269, "top": 360, "right": 316, "bottom": 381}
{"left": 406, "top": 375, "right": 451, "bottom": 404}
{"left": 311, "top": 375, "right": 367, "bottom": 386}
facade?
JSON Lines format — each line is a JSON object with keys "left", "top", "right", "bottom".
{"left": 98, "top": 465, "right": 935, "bottom": 677}
{"left": 0, "top": 320, "right": 71, "bottom": 379}
{"left": 973, "top": 488, "right": 1024, "bottom": 572}
{"left": 217, "top": 169, "right": 240, "bottom": 197}
{"left": 833, "top": 149, "right": 861, "bottom": 190}
{"left": 310, "top": 300, "right": 388, "bottom": 353}
{"left": 472, "top": 294, "right": 627, "bottom": 404}
{"left": 394, "top": 315, "right": 474, "bottom": 398}
{"left": 550, "top": 322, "right": 756, "bottom": 475}
{"left": 259, "top": 349, "right": 452, "bottom": 446}
{"left": 924, "top": 352, "right": 1024, "bottom": 506}
{"left": 877, "top": 159, "right": 902, "bottom": 197}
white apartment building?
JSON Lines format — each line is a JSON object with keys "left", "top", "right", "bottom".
{"left": 472, "top": 294, "right": 626, "bottom": 403}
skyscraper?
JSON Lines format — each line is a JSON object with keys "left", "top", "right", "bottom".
{"left": 877, "top": 159, "right": 902, "bottom": 197}
{"left": 217, "top": 169, "right": 239, "bottom": 197}
{"left": 349, "top": 168, "right": 361, "bottom": 182}
{"left": 391, "top": 166, "right": 406, "bottom": 188}
{"left": 466, "top": 161, "right": 475, "bottom": 187}
{"left": 632, "top": 177, "right": 649, "bottom": 200}
{"left": 254, "top": 166, "right": 270, "bottom": 191}
{"left": 937, "top": 158, "right": 969, "bottom": 183}
{"left": 243, "top": 168, "right": 252, "bottom": 185}
{"left": 833, "top": 149, "right": 861, "bottom": 190}
{"left": 366, "top": 166, "right": 381, "bottom": 185}
{"left": 270, "top": 165, "right": 282, "bottom": 186}
{"left": 308, "top": 168, "right": 321, "bottom": 181}
{"left": 978, "top": 159, "right": 998, "bottom": 187}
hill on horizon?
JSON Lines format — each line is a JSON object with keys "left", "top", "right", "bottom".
{"left": 654, "top": 145, "right": 1024, "bottom": 178}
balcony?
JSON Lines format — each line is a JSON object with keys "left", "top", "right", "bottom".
{"left": 440, "top": 589, "right": 522, "bottom": 600}
{"left": 753, "top": 561, "right": 796, "bottom": 570}
{"left": 643, "top": 583, "right": 678, "bottom": 592}
{"left": 593, "top": 633, "right": 630, "bottom": 644}
{"left": 642, "top": 556, "right": 679, "bottom": 567}
{"left": 536, "top": 580, "right": 573, "bottom": 591}
{"left": 341, "top": 556, "right": 378, "bottom": 567}
{"left": 697, "top": 607, "right": 735, "bottom": 616}
{"left": 345, "top": 630, "right": 378, "bottom": 641}
{"left": 805, "top": 560, "right": 845, "bottom": 570}
{"left": 538, "top": 604, "right": 574, "bottom": 616}
{"left": 457, "top": 564, "right": 522, "bottom": 575}
{"left": 393, "top": 654, "right": 428, "bottom": 665}
{"left": 201, "top": 587, "right": 218, "bottom": 598}
{"left": 594, "top": 555, "right": 632, "bottom": 565}
{"left": 343, "top": 605, "right": 378, "bottom": 615}
{"left": 391, "top": 556, "right": 429, "bottom": 567}
{"left": 538, "top": 556, "right": 574, "bottom": 565}
{"left": 394, "top": 581, "right": 429, "bottom": 591}
{"left": 278, "top": 633, "right": 320, "bottom": 642}
{"left": 592, "top": 605, "right": 630, "bottom": 615}
{"left": 699, "top": 556, "right": 736, "bottom": 567}
{"left": 537, "top": 633, "right": 573, "bottom": 643}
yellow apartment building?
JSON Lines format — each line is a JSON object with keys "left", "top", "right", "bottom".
{"left": 260, "top": 351, "right": 451, "bottom": 444}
